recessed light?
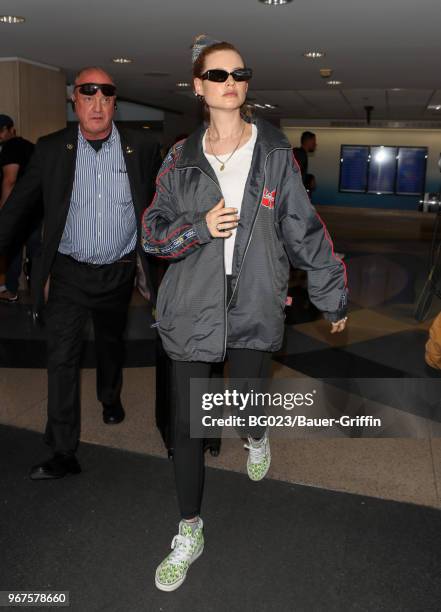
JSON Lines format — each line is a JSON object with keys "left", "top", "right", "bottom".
{"left": 112, "top": 58, "right": 133, "bottom": 64}
{"left": 176, "top": 82, "right": 190, "bottom": 88}
{"left": 327, "top": 80, "right": 342, "bottom": 86}
{"left": 253, "top": 103, "right": 277, "bottom": 110}
{"left": 142, "top": 125, "right": 151, "bottom": 129}
{"left": 259, "top": 0, "right": 293, "bottom": 5}
{"left": 0, "top": 15, "right": 25, "bottom": 24}
{"left": 303, "top": 51, "right": 325, "bottom": 59}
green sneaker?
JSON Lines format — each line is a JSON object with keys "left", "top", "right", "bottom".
{"left": 244, "top": 430, "right": 271, "bottom": 481}
{"left": 155, "top": 518, "right": 204, "bottom": 592}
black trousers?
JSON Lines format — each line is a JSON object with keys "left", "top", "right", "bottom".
{"left": 44, "top": 252, "right": 136, "bottom": 454}
{"left": 172, "top": 349, "right": 272, "bottom": 519}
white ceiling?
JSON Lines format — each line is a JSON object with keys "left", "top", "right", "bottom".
{"left": 1, "top": 0, "right": 441, "bottom": 121}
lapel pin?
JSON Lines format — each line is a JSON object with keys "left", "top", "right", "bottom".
{"left": 126, "top": 146, "right": 134, "bottom": 154}
{"left": 66, "top": 143, "right": 73, "bottom": 150}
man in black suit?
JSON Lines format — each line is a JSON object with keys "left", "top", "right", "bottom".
{"left": 0, "top": 67, "right": 161, "bottom": 479}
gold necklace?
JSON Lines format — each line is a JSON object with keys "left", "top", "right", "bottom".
{"left": 207, "top": 122, "right": 246, "bottom": 171}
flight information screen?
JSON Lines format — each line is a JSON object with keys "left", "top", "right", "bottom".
{"left": 339, "top": 146, "right": 369, "bottom": 192}
{"left": 396, "top": 147, "right": 427, "bottom": 196}
{"left": 339, "top": 144, "right": 427, "bottom": 196}
{"left": 367, "top": 146, "right": 397, "bottom": 194}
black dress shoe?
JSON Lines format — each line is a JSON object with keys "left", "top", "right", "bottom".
{"left": 30, "top": 453, "right": 81, "bottom": 480}
{"left": 102, "top": 400, "right": 125, "bottom": 425}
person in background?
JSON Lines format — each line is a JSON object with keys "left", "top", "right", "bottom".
{"left": 0, "top": 114, "right": 40, "bottom": 302}
{"left": 142, "top": 34, "right": 347, "bottom": 592}
{"left": 304, "top": 172, "right": 316, "bottom": 201}
{"left": 0, "top": 68, "right": 161, "bottom": 479}
{"left": 293, "top": 130, "right": 317, "bottom": 186}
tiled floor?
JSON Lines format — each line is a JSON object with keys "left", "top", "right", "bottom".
{"left": 1, "top": 363, "right": 441, "bottom": 509}
{"left": 2, "top": 239, "right": 441, "bottom": 509}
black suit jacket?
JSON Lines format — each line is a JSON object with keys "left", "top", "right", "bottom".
{"left": 0, "top": 123, "right": 162, "bottom": 318}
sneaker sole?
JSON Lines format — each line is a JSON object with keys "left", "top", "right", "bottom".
{"left": 155, "top": 545, "right": 204, "bottom": 592}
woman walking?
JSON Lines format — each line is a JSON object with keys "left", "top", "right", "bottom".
{"left": 142, "top": 34, "right": 347, "bottom": 591}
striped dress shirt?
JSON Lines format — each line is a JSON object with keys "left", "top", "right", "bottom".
{"left": 58, "top": 123, "right": 137, "bottom": 264}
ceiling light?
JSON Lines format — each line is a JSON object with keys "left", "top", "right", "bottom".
{"left": 264, "top": 104, "right": 277, "bottom": 109}
{"left": 142, "top": 125, "right": 151, "bottom": 129}
{"left": 112, "top": 58, "right": 132, "bottom": 64}
{"left": 327, "top": 80, "right": 342, "bottom": 86}
{"left": 0, "top": 15, "right": 25, "bottom": 24}
{"left": 176, "top": 82, "right": 190, "bottom": 88}
{"left": 303, "top": 51, "right": 325, "bottom": 59}
{"left": 253, "top": 103, "right": 266, "bottom": 109}
{"left": 259, "top": 0, "right": 293, "bottom": 5}
{"left": 428, "top": 105, "right": 441, "bottom": 111}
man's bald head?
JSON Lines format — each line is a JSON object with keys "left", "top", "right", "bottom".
{"left": 74, "top": 66, "right": 114, "bottom": 86}
{"left": 71, "top": 66, "right": 116, "bottom": 140}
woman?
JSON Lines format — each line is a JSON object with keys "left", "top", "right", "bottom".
{"left": 142, "top": 34, "right": 348, "bottom": 591}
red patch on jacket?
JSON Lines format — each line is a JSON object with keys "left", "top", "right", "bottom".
{"left": 261, "top": 188, "right": 276, "bottom": 209}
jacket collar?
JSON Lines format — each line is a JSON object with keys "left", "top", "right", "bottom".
{"left": 175, "top": 117, "right": 291, "bottom": 170}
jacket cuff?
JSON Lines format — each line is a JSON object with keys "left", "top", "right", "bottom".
{"left": 322, "top": 309, "right": 347, "bottom": 323}
{"left": 322, "top": 290, "right": 348, "bottom": 322}
{"left": 193, "top": 214, "right": 213, "bottom": 245}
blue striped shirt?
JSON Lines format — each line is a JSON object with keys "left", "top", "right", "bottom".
{"left": 58, "top": 123, "right": 137, "bottom": 264}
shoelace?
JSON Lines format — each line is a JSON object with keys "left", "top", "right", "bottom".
{"left": 244, "top": 436, "right": 267, "bottom": 464}
{"left": 168, "top": 534, "right": 193, "bottom": 564}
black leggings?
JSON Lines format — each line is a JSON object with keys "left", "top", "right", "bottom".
{"left": 172, "top": 348, "right": 272, "bottom": 519}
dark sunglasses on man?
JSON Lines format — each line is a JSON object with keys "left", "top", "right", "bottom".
{"left": 74, "top": 83, "right": 117, "bottom": 97}
{"left": 201, "top": 68, "right": 253, "bottom": 83}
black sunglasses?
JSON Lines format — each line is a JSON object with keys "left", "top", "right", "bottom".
{"left": 74, "top": 83, "right": 116, "bottom": 97}
{"left": 201, "top": 68, "right": 253, "bottom": 83}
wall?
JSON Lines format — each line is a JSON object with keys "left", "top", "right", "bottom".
{"left": 283, "top": 127, "right": 441, "bottom": 210}
{"left": 0, "top": 58, "right": 66, "bottom": 143}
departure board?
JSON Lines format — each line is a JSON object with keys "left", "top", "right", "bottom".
{"left": 367, "top": 146, "right": 397, "bottom": 194}
{"left": 396, "top": 147, "right": 427, "bottom": 195}
{"left": 339, "top": 146, "right": 369, "bottom": 192}
{"left": 339, "top": 144, "right": 427, "bottom": 196}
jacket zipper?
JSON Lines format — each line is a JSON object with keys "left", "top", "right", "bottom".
{"left": 227, "top": 147, "right": 290, "bottom": 308}
{"left": 177, "top": 166, "right": 228, "bottom": 360}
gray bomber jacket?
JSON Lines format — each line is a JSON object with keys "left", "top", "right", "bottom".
{"left": 142, "top": 118, "right": 347, "bottom": 362}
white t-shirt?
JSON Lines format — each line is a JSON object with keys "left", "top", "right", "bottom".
{"left": 203, "top": 124, "right": 258, "bottom": 275}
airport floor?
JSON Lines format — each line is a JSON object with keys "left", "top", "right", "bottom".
{"left": 1, "top": 238, "right": 441, "bottom": 611}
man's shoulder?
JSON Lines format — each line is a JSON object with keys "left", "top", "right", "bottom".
{"left": 36, "top": 125, "right": 77, "bottom": 148}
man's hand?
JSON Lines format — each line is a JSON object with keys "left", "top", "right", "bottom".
{"left": 206, "top": 198, "right": 239, "bottom": 238}
{"left": 330, "top": 317, "right": 347, "bottom": 334}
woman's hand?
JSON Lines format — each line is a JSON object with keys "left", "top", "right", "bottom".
{"left": 206, "top": 198, "right": 239, "bottom": 238}
{"left": 330, "top": 317, "right": 348, "bottom": 334}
